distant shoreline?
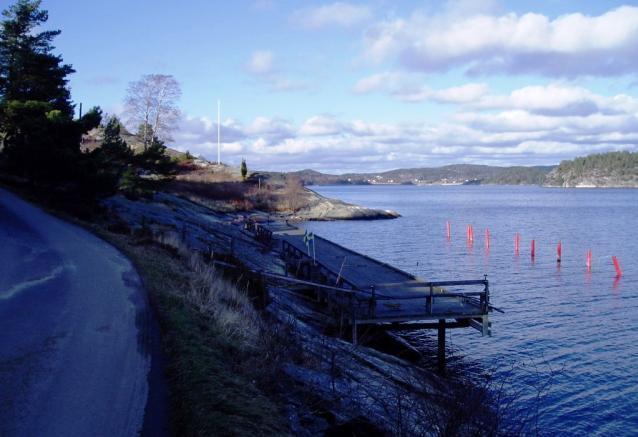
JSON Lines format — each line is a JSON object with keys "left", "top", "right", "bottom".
{"left": 306, "top": 182, "right": 638, "bottom": 189}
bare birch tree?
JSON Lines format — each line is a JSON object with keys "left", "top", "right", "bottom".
{"left": 124, "top": 74, "right": 181, "bottom": 147}
{"left": 283, "top": 174, "right": 304, "bottom": 212}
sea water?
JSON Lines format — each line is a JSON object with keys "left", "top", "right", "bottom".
{"left": 302, "top": 185, "right": 638, "bottom": 436}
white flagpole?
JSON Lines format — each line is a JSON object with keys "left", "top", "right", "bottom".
{"left": 217, "top": 99, "right": 221, "bottom": 165}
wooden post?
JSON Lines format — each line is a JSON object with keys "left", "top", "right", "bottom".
{"left": 484, "top": 275, "right": 490, "bottom": 313}
{"left": 428, "top": 284, "right": 434, "bottom": 314}
{"left": 438, "top": 319, "right": 446, "bottom": 373}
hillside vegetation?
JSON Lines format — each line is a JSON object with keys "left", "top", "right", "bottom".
{"left": 289, "top": 164, "right": 554, "bottom": 186}
{"left": 545, "top": 151, "right": 638, "bottom": 188}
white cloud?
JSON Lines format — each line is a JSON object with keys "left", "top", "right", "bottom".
{"left": 299, "top": 115, "right": 344, "bottom": 136}
{"left": 292, "top": 2, "right": 372, "bottom": 29}
{"left": 352, "top": 72, "right": 400, "bottom": 94}
{"left": 244, "top": 50, "right": 310, "bottom": 92}
{"left": 431, "top": 83, "right": 489, "bottom": 103}
{"left": 473, "top": 84, "right": 638, "bottom": 116}
{"left": 362, "top": 6, "right": 638, "bottom": 77}
{"left": 173, "top": 81, "right": 638, "bottom": 172}
{"left": 353, "top": 73, "right": 488, "bottom": 103}
{"left": 172, "top": 116, "right": 247, "bottom": 158}
{"left": 246, "top": 50, "right": 275, "bottom": 75}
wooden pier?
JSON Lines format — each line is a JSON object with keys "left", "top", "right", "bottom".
{"left": 246, "top": 220, "right": 499, "bottom": 370}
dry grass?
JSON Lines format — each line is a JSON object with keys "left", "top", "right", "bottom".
{"left": 95, "top": 227, "right": 291, "bottom": 436}
{"left": 153, "top": 230, "right": 263, "bottom": 349}
{"left": 184, "top": 253, "right": 263, "bottom": 350}
{"left": 166, "top": 166, "right": 310, "bottom": 214}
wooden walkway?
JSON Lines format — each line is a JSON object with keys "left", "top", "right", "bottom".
{"left": 246, "top": 219, "right": 498, "bottom": 369}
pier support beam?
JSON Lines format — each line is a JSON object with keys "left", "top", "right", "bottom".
{"left": 438, "top": 319, "right": 446, "bottom": 373}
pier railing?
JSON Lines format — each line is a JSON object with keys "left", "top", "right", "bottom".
{"left": 245, "top": 224, "right": 496, "bottom": 338}
{"left": 369, "top": 278, "right": 490, "bottom": 315}
{"left": 273, "top": 240, "right": 492, "bottom": 320}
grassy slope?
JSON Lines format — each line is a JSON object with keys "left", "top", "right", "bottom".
{"left": 94, "top": 231, "right": 290, "bottom": 436}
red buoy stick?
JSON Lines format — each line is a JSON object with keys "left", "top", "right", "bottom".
{"left": 586, "top": 249, "right": 592, "bottom": 272}
{"left": 612, "top": 256, "right": 622, "bottom": 277}
{"left": 485, "top": 228, "right": 490, "bottom": 249}
{"left": 446, "top": 221, "right": 451, "bottom": 240}
{"left": 514, "top": 233, "right": 520, "bottom": 255}
{"left": 531, "top": 239, "right": 536, "bottom": 259}
{"left": 557, "top": 241, "right": 562, "bottom": 263}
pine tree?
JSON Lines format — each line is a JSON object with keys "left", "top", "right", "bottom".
{"left": 0, "top": 0, "right": 100, "bottom": 183}
{"left": 102, "top": 116, "right": 132, "bottom": 163}
{"left": 135, "top": 136, "right": 175, "bottom": 175}
{"left": 88, "top": 116, "right": 132, "bottom": 194}
{"left": 0, "top": 0, "right": 74, "bottom": 116}
{"left": 240, "top": 158, "right": 247, "bottom": 180}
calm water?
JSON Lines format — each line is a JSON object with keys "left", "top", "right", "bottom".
{"left": 303, "top": 185, "right": 638, "bottom": 436}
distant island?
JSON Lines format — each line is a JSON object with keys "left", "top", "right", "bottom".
{"left": 544, "top": 151, "right": 638, "bottom": 188}
{"left": 271, "top": 151, "right": 638, "bottom": 188}
{"left": 286, "top": 164, "right": 554, "bottom": 186}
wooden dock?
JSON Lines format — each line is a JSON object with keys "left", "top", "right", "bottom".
{"left": 246, "top": 220, "right": 498, "bottom": 370}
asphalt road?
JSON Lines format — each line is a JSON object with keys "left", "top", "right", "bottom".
{"left": 0, "top": 188, "right": 164, "bottom": 436}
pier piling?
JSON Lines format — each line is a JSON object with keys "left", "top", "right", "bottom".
{"left": 438, "top": 319, "right": 446, "bottom": 373}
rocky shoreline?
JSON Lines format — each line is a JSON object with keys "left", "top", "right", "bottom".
{"left": 102, "top": 191, "right": 496, "bottom": 434}
{"left": 283, "top": 187, "right": 400, "bottom": 221}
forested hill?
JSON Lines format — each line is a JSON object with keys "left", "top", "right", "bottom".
{"left": 544, "top": 151, "right": 638, "bottom": 188}
{"left": 290, "top": 164, "right": 554, "bottom": 186}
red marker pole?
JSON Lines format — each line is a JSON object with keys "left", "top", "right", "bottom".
{"left": 469, "top": 225, "right": 474, "bottom": 243}
{"left": 446, "top": 221, "right": 451, "bottom": 240}
{"left": 586, "top": 249, "right": 592, "bottom": 272}
{"left": 485, "top": 228, "right": 491, "bottom": 249}
{"left": 514, "top": 233, "right": 520, "bottom": 255}
{"left": 531, "top": 239, "right": 536, "bottom": 259}
{"left": 612, "top": 256, "right": 622, "bottom": 277}
{"left": 557, "top": 241, "right": 562, "bottom": 263}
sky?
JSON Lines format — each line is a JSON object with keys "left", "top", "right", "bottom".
{"left": 10, "top": 0, "right": 638, "bottom": 173}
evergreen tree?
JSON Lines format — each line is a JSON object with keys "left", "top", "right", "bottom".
{"left": 240, "top": 158, "right": 247, "bottom": 180}
{"left": 0, "top": 0, "right": 74, "bottom": 115}
{"left": 0, "top": 0, "right": 99, "bottom": 183}
{"left": 135, "top": 136, "right": 175, "bottom": 175}
{"left": 101, "top": 116, "right": 132, "bottom": 163}
{"left": 88, "top": 116, "right": 132, "bottom": 194}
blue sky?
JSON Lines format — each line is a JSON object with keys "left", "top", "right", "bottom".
{"left": 14, "top": 0, "right": 638, "bottom": 172}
